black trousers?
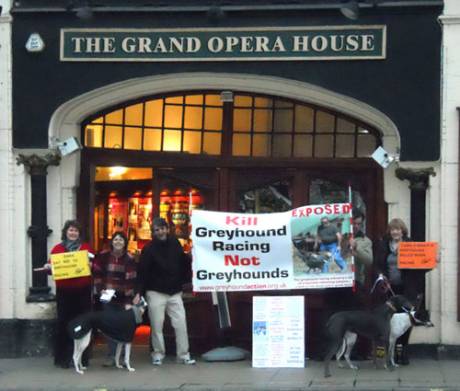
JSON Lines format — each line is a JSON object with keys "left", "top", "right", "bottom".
{"left": 54, "top": 285, "right": 92, "bottom": 366}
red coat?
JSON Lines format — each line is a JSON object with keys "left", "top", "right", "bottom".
{"left": 49, "top": 242, "right": 93, "bottom": 289}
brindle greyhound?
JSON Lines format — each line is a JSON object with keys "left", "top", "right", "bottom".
{"left": 323, "top": 294, "right": 414, "bottom": 377}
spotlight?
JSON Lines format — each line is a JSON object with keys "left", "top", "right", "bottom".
{"left": 75, "top": 5, "right": 93, "bottom": 20}
{"left": 340, "top": 0, "right": 360, "bottom": 20}
{"left": 207, "top": 5, "right": 226, "bottom": 22}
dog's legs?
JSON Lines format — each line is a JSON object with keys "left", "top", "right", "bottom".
{"left": 115, "top": 343, "right": 123, "bottom": 369}
{"left": 324, "top": 338, "right": 343, "bottom": 378}
{"left": 343, "top": 333, "right": 358, "bottom": 370}
{"left": 73, "top": 340, "right": 83, "bottom": 374}
{"left": 73, "top": 331, "right": 91, "bottom": 374}
{"left": 389, "top": 335, "right": 398, "bottom": 368}
{"left": 124, "top": 343, "right": 135, "bottom": 372}
{"left": 336, "top": 332, "right": 358, "bottom": 370}
{"left": 336, "top": 338, "right": 346, "bottom": 367}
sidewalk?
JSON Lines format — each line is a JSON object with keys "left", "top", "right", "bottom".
{"left": 0, "top": 347, "right": 458, "bottom": 391}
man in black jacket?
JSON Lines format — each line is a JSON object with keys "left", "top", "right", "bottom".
{"left": 139, "top": 217, "right": 196, "bottom": 366}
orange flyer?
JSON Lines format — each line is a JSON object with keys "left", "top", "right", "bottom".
{"left": 398, "top": 242, "right": 438, "bottom": 269}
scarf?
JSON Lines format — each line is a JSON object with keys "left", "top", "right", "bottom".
{"left": 62, "top": 239, "right": 82, "bottom": 252}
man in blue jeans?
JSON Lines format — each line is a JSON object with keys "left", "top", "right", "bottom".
{"left": 315, "top": 217, "right": 347, "bottom": 272}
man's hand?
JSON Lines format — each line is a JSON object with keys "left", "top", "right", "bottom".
{"left": 132, "top": 294, "right": 140, "bottom": 305}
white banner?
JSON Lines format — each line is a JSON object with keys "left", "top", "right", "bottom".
{"left": 191, "top": 203, "right": 354, "bottom": 292}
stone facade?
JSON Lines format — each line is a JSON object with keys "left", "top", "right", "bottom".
{"left": 3, "top": 0, "right": 460, "bottom": 356}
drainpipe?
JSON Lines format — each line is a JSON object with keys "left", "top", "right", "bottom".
{"left": 16, "top": 152, "right": 61, "bottom": 302}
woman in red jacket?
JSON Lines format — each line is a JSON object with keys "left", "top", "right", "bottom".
{"left": 45, "top": 220, "right": 93, "bottom": 368}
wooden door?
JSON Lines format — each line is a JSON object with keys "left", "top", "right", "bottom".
{"left": 154, "top": 168, "right": 221, "bottom": 354}
{"left": 220, "top": 166, "right": 383, "bottom": 358}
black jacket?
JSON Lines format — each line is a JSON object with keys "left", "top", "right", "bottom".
{"left": 374, "top": 235, "right": 427, "bottom": 301}
{"left": 138, "top": 236, "right": 191, "bottom": 295}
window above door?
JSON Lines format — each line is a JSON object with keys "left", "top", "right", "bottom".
{"left": 83, "top": 91, "right": 381, "bottom": 159}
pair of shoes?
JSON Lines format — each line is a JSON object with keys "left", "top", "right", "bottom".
{"left": 178, "top": 357, "right": 196, "bottom": 365}
{"left": 152, "top": 357, "right": 163, "bottom": 366}
{"left": 103, "top": 358, "right": 115, "bottom": 367}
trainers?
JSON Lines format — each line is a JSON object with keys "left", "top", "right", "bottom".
{"left": 178, "top": 357, "right": 196, "bottom": 365}
{"left": 152, "top": 357, "right": 163, "bottom": 366}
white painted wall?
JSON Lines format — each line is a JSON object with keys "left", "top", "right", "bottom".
{"left": 439, "top": 1, "right": 460, "bottom": 345}
{"left": 0, "top": 1, "right": 14, "bottom": 319}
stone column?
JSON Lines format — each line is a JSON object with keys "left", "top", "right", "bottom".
{"left": 395, "top": 167, "right": 436, "bottom": 307}
{"left": 395, "top": 167, "right": 436, "bottom": 241}
{"left": 16, "top": 153, "right": 61, "bottom": 302}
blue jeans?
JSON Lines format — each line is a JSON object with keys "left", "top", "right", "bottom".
{"left": 320, "top": 242, "right": 347, "bottom": 272}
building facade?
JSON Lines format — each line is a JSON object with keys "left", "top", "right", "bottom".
{"left": 1, "top": 0, "right": 453, "bottom": 357}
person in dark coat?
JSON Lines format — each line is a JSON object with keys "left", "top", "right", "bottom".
{"left": 138, "top": 217, "right": 195, "bottom": 366}
{"left": 374, "top": 218, "right": 426, "bottom": 365}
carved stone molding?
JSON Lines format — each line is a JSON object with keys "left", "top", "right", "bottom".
{"left": 16, "top": 153, "right": 61, "bottom": 176}
{"left": 395, "top": 167, "right": 436, "bottom": 191}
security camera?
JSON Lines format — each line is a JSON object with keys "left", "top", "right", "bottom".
{"left": 57, "top": 137, "right": 82, "bottom": 156}
{"left": 371, "top": 146, "right": 397, "bottom": 169}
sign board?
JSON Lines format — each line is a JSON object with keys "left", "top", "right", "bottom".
{"left": 191, "top": 203, "right": 354, "bottom": 291}
{"left": 50, "top": 250, "right": 91, "bottom": 280}
{"left": 398, "top": 242, "right": 438, "bottom": 269}
{"left": 60, "top": 26, "right": 386, "bottom": 62}
{"left": 252, "top": 296, "right": 305, "bottom": 368}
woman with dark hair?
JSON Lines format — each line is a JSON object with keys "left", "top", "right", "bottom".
{"left": 375, "top": 218, "right": 418, "bottom": 365}
{"left": 93, "top": 231, "right": 139, "bottom": 367}
{"left": 45, "top": 219, "right": 94, "bottom": 368}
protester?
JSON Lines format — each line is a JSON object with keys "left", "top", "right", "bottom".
{"left": 138, "top": 217, "right": 196, "bottom": 366}
{"left": 349, "top": 208, "right": 374, "bottom": 292}
{"left": 44, "top": 220, "right": 93, "bottom": 368}
{"left": 93, "top": 231, "right": 140, "bottom": 367}
{"left": 374, "top": 217, "right": 419, "bottom": 365}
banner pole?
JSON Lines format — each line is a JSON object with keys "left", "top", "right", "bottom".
{"left": 348, "top": 183, "right": 356, "bottom": 293}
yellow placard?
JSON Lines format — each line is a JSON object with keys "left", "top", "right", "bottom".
{"left": 398, "top": 242, "right": 438, "bottom": 269}
{"left": 50, "top": 250, "right": 91, "bottom": 280}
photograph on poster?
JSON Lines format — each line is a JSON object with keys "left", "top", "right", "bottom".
{"left": 290, "top": 204, "right": 353, "bottom": 285}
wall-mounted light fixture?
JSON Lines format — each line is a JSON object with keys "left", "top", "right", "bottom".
{"left": 67, "top": 0, "right": 93, "bottom": 20}
{"left": 340, "top": 0, "right": 360, "bottom": 20}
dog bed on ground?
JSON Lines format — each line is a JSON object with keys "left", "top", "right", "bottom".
{"left": 201, "top": 346, "right": 249, "bottom": 362}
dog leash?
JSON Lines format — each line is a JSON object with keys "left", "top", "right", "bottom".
{"left": 370, "top": 274, "right": 396, "bottom": 297}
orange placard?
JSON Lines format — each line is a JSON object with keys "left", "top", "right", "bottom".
{"left": 398, "top": 242, "right": 438, "bottom": 269}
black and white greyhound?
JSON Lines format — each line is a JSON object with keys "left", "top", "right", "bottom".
{"left": 68, "top": 297, "right": 148, "bottom": 374}
{"left": 323, "top": 294, "right": 414, "bottom": 378}
{"left": 335, "top": 307, "right": 434, "bottom": 370}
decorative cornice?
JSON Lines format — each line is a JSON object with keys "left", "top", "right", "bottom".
{"left": 16, "top": 153, "right": 61, "bottom": 175}
{"left": 395, "top": 167, "right": 436, "bottom": 191}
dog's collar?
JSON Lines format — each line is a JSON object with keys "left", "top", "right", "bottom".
{"left": 386, "top": 301, "right": 397, "bottom": 312}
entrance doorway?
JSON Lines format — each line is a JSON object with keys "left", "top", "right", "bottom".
{"left": 78, "top": 89, "right": 385, "bottom": 355}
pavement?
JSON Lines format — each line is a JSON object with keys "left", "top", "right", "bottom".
{"left": 0, "top": 347, "right": 459, "bottom": 391}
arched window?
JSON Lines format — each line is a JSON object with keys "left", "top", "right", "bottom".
{"left": 83, "top": 91, "right": 381, "bottom": 158}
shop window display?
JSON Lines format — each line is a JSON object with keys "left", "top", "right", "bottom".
{"left": 94, "top": 166, "right": 204, "bottom": 254}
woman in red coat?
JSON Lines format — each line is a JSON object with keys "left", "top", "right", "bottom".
{"left": 45, "top": 220, "right": 93, "bottom": 368}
